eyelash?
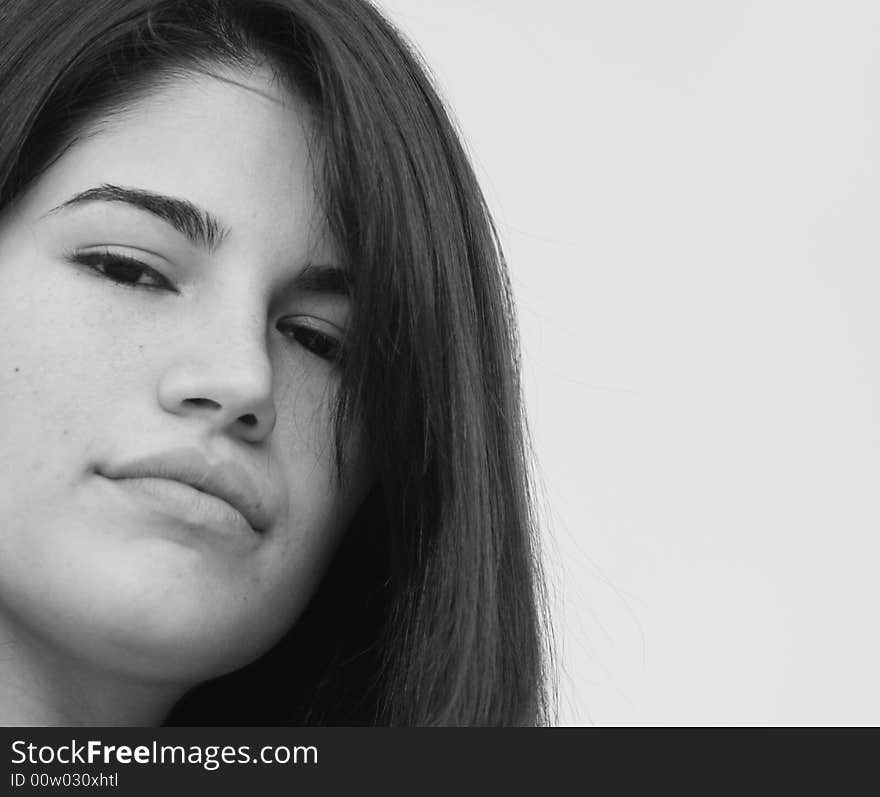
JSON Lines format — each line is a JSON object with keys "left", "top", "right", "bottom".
{"left": 66, "top": 249, "right": 346, "bottom": 365}
{"left": 276, "top": 322, "right": 345, "bottom": 365}
{"left": 67, "top": 249, "right": 175, "bottom": 291}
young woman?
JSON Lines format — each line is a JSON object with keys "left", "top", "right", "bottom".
{"left": 0, "top": 0, "right": 553, "bottom": 726}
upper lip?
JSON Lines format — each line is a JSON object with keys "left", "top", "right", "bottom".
{"left": 99, "top": 448, "right": 275, "bottom": 531}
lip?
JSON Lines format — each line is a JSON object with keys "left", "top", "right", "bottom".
{"left": 98, "top": 448, "right": 275, "bottom": 532}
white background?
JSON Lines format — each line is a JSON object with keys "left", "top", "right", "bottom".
{"left": 374, "top": 0, "right": 880, "bottom": 725}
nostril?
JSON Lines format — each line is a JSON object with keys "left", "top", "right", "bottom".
{"left": 239, "top": 413, "right": 258, "bottom": 427}
{"left": 184, "top": 397, "right": 221, "bottom": 410}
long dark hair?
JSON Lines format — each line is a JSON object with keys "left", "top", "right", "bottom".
{"left": 0, "top": 0, "right": 554, "bottom": 725}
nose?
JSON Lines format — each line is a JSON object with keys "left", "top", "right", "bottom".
{"left": 156, "top": 308, "right": 277, "bottom": 443}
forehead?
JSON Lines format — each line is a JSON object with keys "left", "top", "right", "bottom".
{"left": 18, "top": 66, "right": 330, "bottom": 261}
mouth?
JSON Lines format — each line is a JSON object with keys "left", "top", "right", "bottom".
{"left": 102, "top": 475, "right": 261, "bottom": 538}
{"left": 97, "top": 448, "right": 276, "bottom": 533}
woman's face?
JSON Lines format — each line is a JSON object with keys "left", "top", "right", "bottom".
{"left": 0, "top": 66, "right": 368, "bottom": 685}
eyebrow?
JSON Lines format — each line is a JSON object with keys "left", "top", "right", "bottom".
{"left": 293, "top": 262, "right": 350, "bottom": 297}
{"left": 48, "top": 183, "right": 229, "bottom": 252}
{"left": 49, "top": 182, "right": 349, "bottom": 297}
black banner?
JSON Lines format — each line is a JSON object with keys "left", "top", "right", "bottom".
{"left": 0, "top": 728, "right": 874, "bottom": 793}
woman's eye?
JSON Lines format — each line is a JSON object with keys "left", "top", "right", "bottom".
{"left": 277, "top": 319, "right": 345, "bottom": 364}
{"left": 67, "top": 250, "right": 175, "bottom": 291}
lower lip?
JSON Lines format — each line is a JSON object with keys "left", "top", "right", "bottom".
{"left": 102, "top": 476, "right": 257, "bottom": 538}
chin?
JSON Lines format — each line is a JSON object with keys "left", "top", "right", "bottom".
{"left": 90, "top": 588, "right": 300, "bottom": 684}
{"left": 3, "top": 573, "right": 296, "bottom": 687}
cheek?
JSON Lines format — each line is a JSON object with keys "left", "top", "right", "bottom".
{"left": 0, "top": 293, "right": 135, "bottom": 504}
{"left": 271, "top": 382, "right": 350, "bottom": 566}
{"left": 0, "top": 285, "right": 132, "bottom": 651}
{"left": 0, "top": 272, "right": 111, "bottom": 480}
{"left": 266, "top": 378, "right": 371, "bottom": 606}
{"left": 0, "top": 240, "right": 136, "bottom": 390}
{"left": 271, "top": 351, "right": 343, "bottom": 462}
{"left": 272, "top": 354, "right": 372, "bottom": 517}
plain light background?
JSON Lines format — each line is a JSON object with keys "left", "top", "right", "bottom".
{"left": 374, "top": 0, "right": 880, "bottom": 725}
